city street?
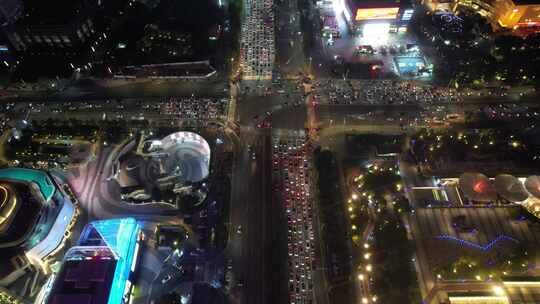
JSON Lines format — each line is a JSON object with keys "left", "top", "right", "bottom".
{"left": 228, "top": 126, "right": 273, "bottom": 304}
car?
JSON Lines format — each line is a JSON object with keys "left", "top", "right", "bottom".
{"left": 161, "top": 274, "right": 172, "bottom": 284}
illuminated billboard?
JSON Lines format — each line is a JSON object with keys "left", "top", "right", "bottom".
{"left": 355, "top": 7, "right": 399, "bottom": 21}
{"left": 402, "top": 9, "right": 414, "bottom": 21}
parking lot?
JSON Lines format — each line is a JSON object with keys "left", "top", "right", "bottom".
{"left": 272, "top": 133, "right": 315, "bottom": 304}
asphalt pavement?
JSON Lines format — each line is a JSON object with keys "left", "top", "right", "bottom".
{"left": 228, "top": 127, "right": 272, "bottom": 304}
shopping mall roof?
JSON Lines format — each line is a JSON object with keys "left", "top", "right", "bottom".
{"left": 0, "top": 168, "right": 55, "bottom": 201}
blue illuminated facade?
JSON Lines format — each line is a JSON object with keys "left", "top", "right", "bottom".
{"left": 47, "top": 218, "right": 142, "bottom": 304}
{"left": 85, "top": 218, "right": 140, "bottom": 304}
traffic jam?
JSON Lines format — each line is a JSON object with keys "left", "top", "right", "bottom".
{"left": 273, "top": 134, "right": 316, "bottom": 304}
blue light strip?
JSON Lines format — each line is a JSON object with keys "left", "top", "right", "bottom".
{"left": 436, "top": 234, "right": 519, "bottom": 252}
{"left": 91, "top": 218, "right": 139, "bottom": 304}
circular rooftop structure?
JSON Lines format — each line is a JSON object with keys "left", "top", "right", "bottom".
{"left": 154, "top": 132, "right": 211, "bottom": 183}
{"left": 494, "top": 174, "right": 529, "bottom": 203}
{"left": 459, "top": 173, "right": 496, "bottom": 202}
{"left": 525, "top": 176, "right": 540, "bottom": 199}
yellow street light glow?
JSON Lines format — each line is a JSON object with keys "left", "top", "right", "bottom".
{"left": 348, "top": 206, "right": 354, "bottom": 212}
{"left": 364, "top": 253, "right": 370, "bottom": 260}
{"left": 362, "top": 297, "right": 368, "bottom": 304}
{"left": 358, "top": 274, "right": 364, "bottom": 280}
{"left": 352, "top": 193, "right": 358, "bottom": 200}
{"left": 492, "top": 286, "right": 505, "bottom": 296}
{"left": 372, "top": 296, "right": 378, "bottom": 302}
{"left": 366, "top": 264, "right": 372, "bottom": 272}
{"left": 352, "top": 225, "right": 357, "bottom": 230}
{"left": 364, "top": 243, "right": 370, "bottom": 249}
{"left": 476, "top": 275, "right": 482, "bottom": 281}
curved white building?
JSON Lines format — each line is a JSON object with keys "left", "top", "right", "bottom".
{"left": 148, "top": 131, "right": 211, "bottom": 183}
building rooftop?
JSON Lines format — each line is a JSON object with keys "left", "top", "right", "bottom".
{"left": 0, "top": 168, "right": 56, "bottom": 201}
{"left": 47, "top": 218, "right": 141, "bottom": 304}
{"left": 17, "top": 0, "right": 98, "bottom": 26}
{"left": 0, "top": 181, "right": 42, "bottom": 247}
{"left": 0, "top": 181, "right": 43, "bottom": 278}
{"left": 48, "top": 258, "right": 117, "bottom": 304}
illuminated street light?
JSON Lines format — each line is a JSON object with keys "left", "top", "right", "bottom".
{"left": 364, "top": 243, "right": 370, "bottom": 249}
{"left": 352, "top": 193, "right": 358, "bottom": 200}
{"left": 364, "top": 253, "right": 370, "bottom": 260}
{"left": 358, "top": 273, "right": 364, "bottom": 281}
{"left": 362, "top": 297, "right": 368, "bottom": 304}
{"left": 366, "top": 264, "right": 372, "bottom": 272}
